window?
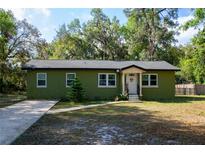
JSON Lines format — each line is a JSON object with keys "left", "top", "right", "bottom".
{"left": 66, "top": 73, "right": 76, "bottom": 87}
{"left": 142, "top": 74, "right": 149, "bottom": 86}
{"left": 142, "top": 74, "right": 158, "bottom": 87}
{"left": 37, "top": 73, "right": 47, "bottom": 88}
{"left": 150, "top": 75, "right": 157, "bottom": 86}
{"left": 98, "top": 73, "right": 116, "bottom": 87}
{"left": 99, "top": 74, "right": 107, "bottom": 86}
{"left": 108, "top": 74, "right": 116, "bottom": 86}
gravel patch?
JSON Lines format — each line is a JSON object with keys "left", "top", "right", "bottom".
{"left": 95, "top": 125, "right": 122, "bottom": 144}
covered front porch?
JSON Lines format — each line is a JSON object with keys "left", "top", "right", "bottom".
{"left": 121, "top": 66, "right": 146, "bottom": 101}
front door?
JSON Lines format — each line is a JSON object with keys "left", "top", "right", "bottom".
{"left": 127, "top": 73, "right": 137, "bottom": 94}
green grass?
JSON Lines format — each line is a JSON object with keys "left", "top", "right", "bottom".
{"left": 51, "top": 100, "right": 107, "bottom": 109}
{"left": 13, "top": 95, "right": 205, "bottom": 145}
{"left": 0, "top": 93, "right": 27, "bottom": 108}
{"left": 143, "top": 95, "right": 205, "bottom": 103}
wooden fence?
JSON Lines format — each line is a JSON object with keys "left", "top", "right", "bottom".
{"left": 175, "top": 84, "right": 205, "bottom": 95}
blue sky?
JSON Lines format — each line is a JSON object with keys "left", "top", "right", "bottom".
{"left": 9, "top": 8, "right": 197, "bottom": 44}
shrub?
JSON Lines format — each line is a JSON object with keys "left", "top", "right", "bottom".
{"left": 115, "top": 93, "right": 128, "bottom": 101}
{"left": 67, "top": 78, "right": 84, "bottom": 102}
{"left": 61, "top": 96, "right": 70, "bottom": 102}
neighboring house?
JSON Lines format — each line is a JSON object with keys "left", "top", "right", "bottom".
{"left": 22, "top": 60, "right": 180, "bottom": 100}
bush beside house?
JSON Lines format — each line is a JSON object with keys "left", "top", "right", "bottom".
{"left": 67, "top": 78, "right": 84, "bottom": 102}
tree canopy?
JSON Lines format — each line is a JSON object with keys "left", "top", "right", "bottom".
{"left": 123, "top": 8, "right": 178, "bottom": 60}
{"left": 179, "top": 8, "right": 205, "bottom": 83}
{"left": 0, "top": 9, "right": 45, "bottom": 92}
{"left": 2, "top": 8, "right": 205, "bottom": 93}
{"left": 51, "top": 9, "right": 128, "bottom": 60}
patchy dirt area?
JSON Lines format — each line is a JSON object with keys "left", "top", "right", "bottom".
{"left": 13, "top": 96, "right": 205, "bottom": 145}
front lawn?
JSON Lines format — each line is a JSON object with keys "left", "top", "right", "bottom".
{"left": 13, "top": 96, "right": 205, "bottom": 145}
{"left": 51, "top": 100, "right": 107, "bottom": 109}
{"left": 0, "top": 93, "right": 26, "bottom": 108}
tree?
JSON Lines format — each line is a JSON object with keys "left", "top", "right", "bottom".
{"left": 180, "top": 9, "right": 205, "bottom": 83}
{"left": 83, "top": 9, "right": 128, "bottom": 60}
{"left": 124, "top": 8, "right": 178, "bottom": 60}
{"left": 83, "top": 8, "right": 111, "bottom": 60}
{"left": 51, "top": 19, "right": 94, "bottom": 59}
{"left": 52, "top": 9, "right": 128, "bottom": 60}
{"left": 157, "top": 46, "right": 184, "bottom": 66}
{"left": 68, "top": 78, "right": 84, "bottom": 102}
{"left": 0, "top": 9, "right": 16, "bottom": 92}
{"left": 36, "top": 39, "right": 52, "bottom": 60}
{"left": 182, "top": 8, "right": 205, "bottom": 30}
{"left": 106, "top": 16, "right": 128, "bottom": 60}
{"left": 0, "top": 9, "right": 44, "bottom": 93}
{"left": 191, "top": 31, "right": 205, "bottom": 83}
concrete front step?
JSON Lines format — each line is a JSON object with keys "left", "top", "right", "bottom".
{"left": 128, "top": 94, "right": 140, "bottom": 101}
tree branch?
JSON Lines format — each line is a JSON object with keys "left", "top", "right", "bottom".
{"left": 156, "top": 8, "right": 166, "bottom": 16}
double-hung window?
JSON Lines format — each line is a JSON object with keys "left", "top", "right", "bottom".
{"left": 37, "top": 73, "right": 47, "bottom": 88}
{"left": 66, "top": 73, "right": 76, "bottom": 87}
{"left": 108, "top": 74, "right": 116, "bottom": 86}
{"left": 98, "top": 73, "right": 116, "bottom": 87}
{"left": 99, "top": 74, "right": 107, "bottom": 86}
{"left": 150, "top": 74, "right": 157, "bottom": 86}
{"left": 142, "top": 74, "right": 158, "bottom": 87}
{"left": 142, "top": 74, "right": 149, "bottom": 86}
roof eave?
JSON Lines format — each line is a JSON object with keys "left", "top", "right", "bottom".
{"left": 120, "top": 64, "right": 146, "bottom": 71}
{"left": 144, "top": 68, "right": 180, "bottom": 71}
{"left": 22, "top": 67, "right": 180, "bottom": 71}
{"left": 21, "top": 67, "right": 120, "bottom": 70}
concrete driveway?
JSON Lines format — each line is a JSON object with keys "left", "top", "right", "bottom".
{"left": 0, "top": 100, "right": 58, "bottom": 145}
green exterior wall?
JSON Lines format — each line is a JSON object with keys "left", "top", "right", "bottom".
{"left": 26, "top": 69, "right": 175, "bottom": 100}
{"left": 141, "top": 71, "right": 175, "bottom": 100}
{"left": 26, "top": 69, "right": 121, "bottom": 100}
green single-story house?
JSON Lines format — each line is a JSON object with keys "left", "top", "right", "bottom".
{"left": 22, "top": 60, "right": 180, "bottom": 100}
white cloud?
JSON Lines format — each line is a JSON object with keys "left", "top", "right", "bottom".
{"left": 176, "top": 15, "right": 199, "bottom": 45}
{"left": 6, "top": 8, "right": 51, "bottom": 21}
{"left": 176, "top": 28, "right": 198, "bottom": 45}
{"left": 5, "top": 8, "right": 54, "bottom": 42}
{"left": 35, "top": 8, "right": 51, "bottom": 17}
{"left": 6, "top": 8, "right": 26, "bottom": 20}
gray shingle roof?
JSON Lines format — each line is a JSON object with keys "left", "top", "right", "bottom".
{"left": 22, "top": 60, "right": 180, "bottom": 71}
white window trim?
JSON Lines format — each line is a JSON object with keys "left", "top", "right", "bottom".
{"left": 36, "top": 73, "right": 47, "bottom": 88}
{"left": 98, "top": 73, "right": 117, "bottom": 88}
{"left": 66, "top": 73, "right": 76, "bottom": 87}
{"left": 142, "top": 73, "right": 158, "bottom": 88}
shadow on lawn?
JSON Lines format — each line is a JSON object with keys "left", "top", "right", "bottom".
{"left": 147, "top": 95, "right": 205, "bottom": 103}
{"left": 13, "top": 103, "right": 205, "bottom": 145}
{"left": 0, "top": 93, "right": 27, "bottom": 104}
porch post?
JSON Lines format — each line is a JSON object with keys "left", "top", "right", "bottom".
{"left": 140, "top": 73, "right": 142, "bottom": 96}
{"left": 122, "top": 73, "right": 125, "bottom": 94}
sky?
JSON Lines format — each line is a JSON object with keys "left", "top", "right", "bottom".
{"left": 7, "top": 8, "right": 198, "bottom": 45}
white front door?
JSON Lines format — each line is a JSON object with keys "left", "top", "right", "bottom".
{"left": 127, "top": 74, "right": 137, "bottom": 94}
